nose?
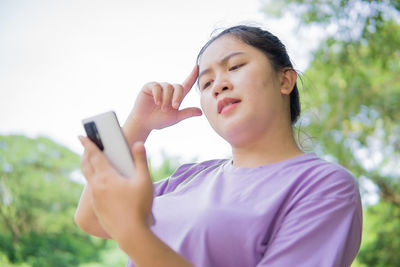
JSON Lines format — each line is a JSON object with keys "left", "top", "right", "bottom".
{"left": 212, "top": 78, "right": 232, "bottom": 98}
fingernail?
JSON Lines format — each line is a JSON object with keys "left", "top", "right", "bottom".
{"left": 78, "top": 136, "right": 84, "bottom": 144}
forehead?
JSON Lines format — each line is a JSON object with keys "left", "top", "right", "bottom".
{"left": 198, "top": 35, "right": 257, "bottom": 68}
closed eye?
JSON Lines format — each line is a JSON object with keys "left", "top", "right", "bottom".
{"left": 229, "top": 64, "right": 244, "bottom": 71}
{"left": 202, "top": 80, "right": 212, "bottom": 90}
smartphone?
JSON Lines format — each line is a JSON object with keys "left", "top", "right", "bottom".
{"left": 82, "top": 111, "right": 135, "bottom": 178}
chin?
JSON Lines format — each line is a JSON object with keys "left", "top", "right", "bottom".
{"left": 215, "top": 123, "right": 255, "bottom": 147}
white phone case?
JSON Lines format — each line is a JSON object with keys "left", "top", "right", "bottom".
{"left": 82, "top": 111, "right": 135, "bottom": 178}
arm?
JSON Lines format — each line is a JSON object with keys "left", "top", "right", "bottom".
{"left": 119, "top": 220, "right": 195, "bottom": 267}
{"left": 79, "top": 137, "right": 196, "bottom": 266}
{"left": 74, "top": 115, "right": 153, "bottom": 237}
{"left": 74, "top": 119, "right": 152, "bottom": 238}
{"left": 74, "top": 120, "right": 152, "bottom": 238}
{"left": 74, "top": 184, "right": 111, "bottom": 238}
{"left": 75, "top": 67, "right": 201, "bottom": 243}
{"left": 122, "top": 66, "right": 202, "bottom": 149}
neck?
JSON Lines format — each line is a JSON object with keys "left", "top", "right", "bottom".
{"left": 231, "top": 126, "right": 303, "bottom": 168}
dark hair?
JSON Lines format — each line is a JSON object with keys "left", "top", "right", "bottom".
{"left": 197, "top": 25, "right": 301, "bottom": 125}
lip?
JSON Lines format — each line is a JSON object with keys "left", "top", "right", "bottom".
{"left": 217, "top": 97, "right": 241, "bottom": 114}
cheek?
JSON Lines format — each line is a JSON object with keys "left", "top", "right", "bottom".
{"left": 236, "top": 65, "right": 269, "bottom": 92}
{"left": 200, "top": 94, "right": 216, "bottom": 123}
{"left": 200, "top": 95, "right": 211, "bottom": 116}
{"left": 200, "top": 95, "right": 206, "bottom": 111}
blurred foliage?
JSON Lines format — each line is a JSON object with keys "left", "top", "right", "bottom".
{"left": 0, "top": 134, "right": 179, "bottom": 266}
{"left": 261, "top": 0, "right": 400, "bottom": 36}
{"left": 261, "top": 0, "right": 400, "bottom": 266}
{"left": 78, "top": 241, "right": 127, "bottom": 267}
{"left": 149, "top": 151, "right": 181, "bottom": 182}
{"left": 302, "top": 18, "right": 400, "bottom": 186}
{"left": 358, "top": 201, "right": 400, "bottom": 266}
{"left": 0, "top": 135, "right": 106, "bottom": 266}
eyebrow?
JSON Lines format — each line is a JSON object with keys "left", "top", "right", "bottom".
{"left": 198, "top": 51, "right": 245, "bottom": 81}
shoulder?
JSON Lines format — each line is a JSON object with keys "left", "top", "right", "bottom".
{"left": 289, "top": 154, "right": 360, "bottom": 202}
{"left": 173, "top": 159, "right": 228, "bottom": 178}
{"left": 153, "top": 159, "right": 228, "bottom": 196}
{"left": 261, "top": 156, "right": 363, "bottom": 266}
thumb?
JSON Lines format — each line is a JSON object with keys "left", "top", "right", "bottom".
{"left": 132, "top": 142, "right": 151, "bottom": 182}
{"left": 177, "top": 107, "right": 203, "bottom": 122}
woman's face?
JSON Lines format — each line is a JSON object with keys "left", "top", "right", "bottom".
{"left": 198, "top": 35, "right": 290, "bottom": 147}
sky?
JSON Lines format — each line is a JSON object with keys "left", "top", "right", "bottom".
{"left": 0, "top": 0, "right": 382, "bottom": 205}
{"left": 0, "top": 0, "right": 323, "bottom": 165}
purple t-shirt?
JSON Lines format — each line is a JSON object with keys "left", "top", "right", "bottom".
{"left": 127, "top": 153, "right": 362, "bottom": 267}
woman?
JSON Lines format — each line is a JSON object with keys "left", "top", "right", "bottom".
{"left": 75, "top": 25, "right": 362, "bottom": 267}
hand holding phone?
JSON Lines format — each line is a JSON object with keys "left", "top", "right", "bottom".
{"left": 82, "top": 111, "right": 135, "bottom": 178}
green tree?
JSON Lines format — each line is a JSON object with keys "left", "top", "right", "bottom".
{"left": 0, "top": 134, "right": 185, "bottom": 267}
{"left": 0, "top": 135, "right": 106, "bottom": 267}
{"left": 261, "top": 0, "right": 400, "bottom": 266}
{"left": 149, "top": 151, "right": 182, "bottom": 182}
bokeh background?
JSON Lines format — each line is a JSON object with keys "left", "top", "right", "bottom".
{"left": 1, "top": 0, "right": 399, "bottom": 266}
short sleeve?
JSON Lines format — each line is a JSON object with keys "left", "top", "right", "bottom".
{"left": 152, "top": 159, "right": 227, "bottom": 197}
{"left": 256, "top": 169, "right": 363, "bottom": 267}
{"left": 152, "top": 177, "right": 171, "bottom": 197}
{"left": 152, "top": 162, "right": 199, "bottom": 196}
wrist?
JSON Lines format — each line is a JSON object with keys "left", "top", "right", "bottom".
{"left": 115, "top": 217, "right": 196, "bottom": 267}
{"left": 116, "top": 220, "right": 151, "bottom": 254}
{"left": 123, "top": 115, "right": 152, "bottom": 146}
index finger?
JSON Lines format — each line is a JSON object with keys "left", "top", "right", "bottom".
{"left": 79, "top": 136, "right": 111, "bottom": 174}
{"left": 182, "top": 65, "right": 199, "bottom": 96}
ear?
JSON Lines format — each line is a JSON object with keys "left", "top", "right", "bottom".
{"left": 280, "top": 69, "right": 297, "bottom": 95}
